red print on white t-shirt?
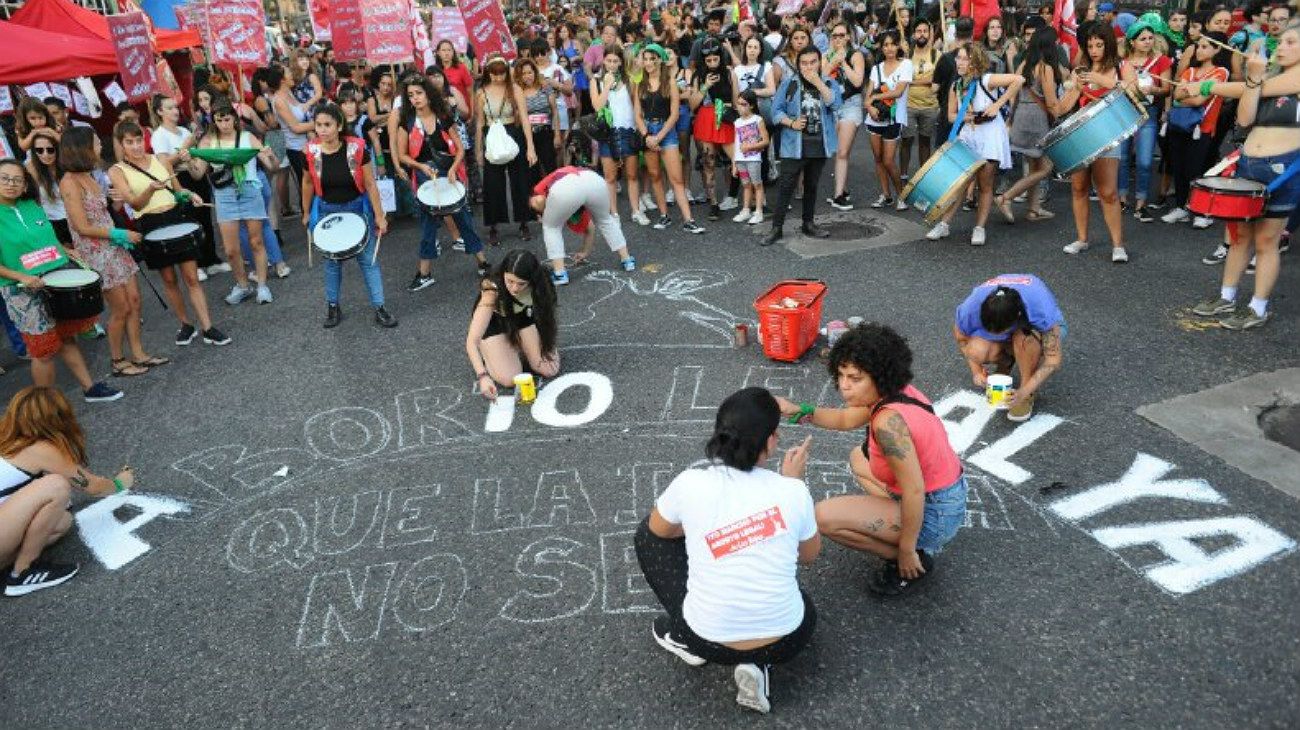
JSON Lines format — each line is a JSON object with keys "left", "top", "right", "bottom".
{"left": 704, "top": 506, "right": 788, "bottom": 559}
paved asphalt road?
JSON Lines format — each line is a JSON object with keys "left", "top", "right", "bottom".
{"left": 0, "top": 160, "right": 1297, "bottom": 728}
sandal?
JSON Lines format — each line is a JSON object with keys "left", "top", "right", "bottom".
{"left": 132, "top": 355, "right": 171, "bottom": 368}
{"left": 111, "top": 358, "right": 148, "bottom": 377}
{"left": 1026, "top": 208, "right": 1056, "bottom": 221}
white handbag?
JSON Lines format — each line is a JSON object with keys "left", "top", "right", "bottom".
{"left": 484, "top": 121, "right": 520, "bottom": 165}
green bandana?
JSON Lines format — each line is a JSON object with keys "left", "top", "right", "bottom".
{"left": 189, "top": 147, "right": 259, "bottom": 189}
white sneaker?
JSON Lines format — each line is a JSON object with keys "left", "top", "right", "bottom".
{"left": 631, "top": 211, "right": 651, "bottom": 226}
{"left": 732, "top": 208, "right": 752, "bottom": 223}
{"left": 748, "top": 210, "right": 763, "bottom": 225}
{"left": 896, "top": 198, "right": 909, "bottom": 211}
{"left": 1062, "top": 240, "right": 1090, "bottom": 254}
{"left": 1192, "top": 216, "right": 1215, "bottom": 229}
{"left": 1112, "top": 246, "right": 1129, "bottom": 263}
{"left": 970, "top": 226, "right": 986, "bottom": 246}
{"left": 1161, "top": 207, "right": 1190, "bottom": 224}
{"left": 275, "top": 262, "right": 292, "bottom": 279}
{"left": 666, "top": 189, "right": 676, "bottom": 204}
{"left": 640, "top": 192, "right": 654, "bottom": 212}
{"left": 718, "top": 196, "right": 739, "bottom": 211}
{"left": 926, "top": 221, "right": 950, "bottom": 240}
{"left": 207, "top": 262, "right": 232, "bottom": 275}
{"left": 196, "top": 268, "right": 208, "bottom": 282}
{"left": 733, "top": 664, "right": 771, "bottom": 714}
{"left": 914, "top": 200, "right": 927, "bottom": 212}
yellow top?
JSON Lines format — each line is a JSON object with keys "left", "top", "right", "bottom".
{"left": 115, "top": 156, "right": 175, "bottom": 216}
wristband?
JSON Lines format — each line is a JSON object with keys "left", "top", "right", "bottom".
{"left": 172, "top": 190, "right": 191, "bottom": 204}
{"left": 108, "top": 228, "right": 131, "bottom": 246}
{"left": 789, "top": 402, "right": 815, "bottom": 424}
{"left": 113, "top": 477, "right": 125, "bottom": 493}
{"left": 1199, "top": 80, "right": 1214, "bottom": 97}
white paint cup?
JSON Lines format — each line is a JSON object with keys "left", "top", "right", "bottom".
{"left": 986, "top": 374, "right": 1014, "bottom": 409}
{"left": 847, "top": 316, "right": 864, "bottom": 328}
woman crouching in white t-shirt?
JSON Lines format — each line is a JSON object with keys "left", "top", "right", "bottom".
{"left": 636, "top": 387, "right": 820, "bottom": 715}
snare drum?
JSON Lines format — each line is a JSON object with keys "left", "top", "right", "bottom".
{"left": 40, "top": 268, "right": 104, "bottom": 322}
{"left": 312, "top": 213, "right": 369, "bottom": 261}
{"left": 1188, "top": 177, "right": 1268, "bottom": 221}
{"left": 902, "top": 141, "right": 985, "bottom": 223}
{"left": 141, "top": 222, "right": 202, "bottom": 270}
{"left": 1040, "top": 88, "right": 1147, "bottom": 174}
{"left": 416, "top": 178, "right": 467, "bottom": 216}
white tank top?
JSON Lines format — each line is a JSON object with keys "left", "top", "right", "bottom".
{"left": 0, "top": 456, "right": 35, "bottom": 505}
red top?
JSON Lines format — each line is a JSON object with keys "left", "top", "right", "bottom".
{"left": 867, "top": 385, "right": 963, "bottom": 494}
{"left": 1177, "top": 65, "right": 1229, "bottom": 134}
{"left": 442, "top": 64, "right": 475, "bottom": 113}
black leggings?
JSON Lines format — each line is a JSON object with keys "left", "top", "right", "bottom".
{"left": 771, "top": 156, "right": 828, "bottom": 230}
{"left": 176, "top": 171, "right": 220, "bottom": 267}
{"left": 634, "top": 519, "right": 816, "bottom": 666}
{"left": 1167, "top": 128, "right": 1215, "bottom": 208}
{"left": 482, "top": 124, "right": 535, "bottom": 226}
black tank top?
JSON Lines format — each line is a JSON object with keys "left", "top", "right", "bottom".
{"left": 641, "top": 88, "right": 671, "bottom": 120}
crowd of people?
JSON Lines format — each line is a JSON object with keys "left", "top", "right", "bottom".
{"left": 0, "top": 0, "right": 1296, "bottom": 716}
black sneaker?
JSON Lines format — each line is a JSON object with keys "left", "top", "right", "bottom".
{"left": 1134, "top": 205, "right": 1154, "bottom": 222}
{"left": 407, "top": 273, "right": 436, "bottom": 292}
{"left": 1202, "top": 244, "right": 1228, "bottom": 265}
{"left": 828, "top": 193, "right": 853, "bottom": 211}
{"left": 83, "top": 382, "right": 124, "bottom": 403}
{"left": 708, "top": 203, "right": 721, "bottom": 221}
{"left": 374, "top": 306, "right": 398, "bottom": 328}
{"left": 5, "top": 561, "right": 79, "bottom": 596}
{"left": 962, "top": 199, "right": 976, "bottom": 211}
{"left": 682, "top": 220, "right": 706, "bottom": 234}
{"left": 477, "top": 261, "right": 491, "bottom": 278}
{"left": 324, "top": 304, "right": 342, "bottom": 329}
{"left": 867, "top": 550, "right": 935, "bottom": 596}
{"left": 653, "top": 215, "right": 672, "bottom": 230}
{"left": 202, "top": 327, "right": 231, "bottom": 346}
{"left": 175, "top": 323, "right": 197, "bottom": 346}
{"left": 651, "top": 615, "right": 706, "bottom": 666}
{"left": 1148, "top": 196, "right": 1166, "bottom": 210}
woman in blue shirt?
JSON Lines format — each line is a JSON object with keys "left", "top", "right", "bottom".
{"left": 953, "top": 274, "right": 1065, "bottom": 422}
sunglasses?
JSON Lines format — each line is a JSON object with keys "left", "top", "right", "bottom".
{"left": 34, "top": 147, "right": 56, "bottom": 155}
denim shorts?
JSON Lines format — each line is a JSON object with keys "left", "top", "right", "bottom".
{"left": 1235, "top": 148, "right": 1300, "bottom": 218}
{"left": 675, "top": 104, "right": 692, "bottom": 137}
{"left": 905, "top": 474, "right": 968, "bottom": 554}
{"left": 598, "top": 127, "right": 640, "bottom": 159}
{"left": 836, "top": 98, "right": 864, "bottom": 125}
{"left": 646, "top": 119, "right": 679, "bottom": 149}
{"left": 213, "top": 183, "right": 268, "bottom": 223}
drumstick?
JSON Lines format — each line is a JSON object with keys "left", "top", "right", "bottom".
{"left": 306, "top": 230, "right": 313, "bottom": 269}
{"left": 1199, "top": 33, "right": 1252, "bottom": 59}
{"left": 371, "top": 230, "right": 383, "bottom": 265}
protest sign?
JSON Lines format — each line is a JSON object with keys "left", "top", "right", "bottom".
{"left": 107, "top": 12, "right": 159, "bottom": 102}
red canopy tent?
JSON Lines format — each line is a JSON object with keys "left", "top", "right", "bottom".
{"left": 0, "top": 19, "right": 120, "bottom": 85}
{"left": 10, "top": 0, "right": 201, "bottom": 52}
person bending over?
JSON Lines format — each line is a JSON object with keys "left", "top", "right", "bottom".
{"left": 465, "top": 250, "right": 560, "bottom": 399}
{"left": 777, "top": 323, "right": 967, "bottom": 596}
{"left": 637, "top": 387, "right": 819, "bottom": 714}
{"left": 953, "top": 274, "right": 1065, "bottom": 421}
{"left": 529, "top": 165, "right": 634, "bottom": 285}
{"left": 0, "top": 387, "right": 135, "bottom": 596}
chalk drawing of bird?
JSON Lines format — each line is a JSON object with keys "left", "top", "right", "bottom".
{"left": 562, "top": 269, "right": 754, "bottom": 343}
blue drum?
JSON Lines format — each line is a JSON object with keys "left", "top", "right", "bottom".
{"left": 1040, "top": 87, "right": 1147, "bottom": 174}
{"left": 902, "top": 140, "right": 985, "bottom": 224}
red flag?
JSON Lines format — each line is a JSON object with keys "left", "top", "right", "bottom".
{"left": 961, "top": 0, "right": 1002, "bottom": 41}
{"left": 1053, "top": 0, "right": 1079, "bottom": 61}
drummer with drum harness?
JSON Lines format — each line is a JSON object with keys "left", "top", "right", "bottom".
{"left": 0, "top": 158, "right": 122, "bottom": 401}
{"left": 300, "top": 103, "right": 396, "bottom": 330}
{"left": 108, "top": 121, "right": 230, "bottom": 347}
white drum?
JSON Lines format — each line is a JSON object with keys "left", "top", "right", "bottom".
{"left": 312, "top": 212, "right": 369, "bottom": 261}
{"left": 416, "top": 178, "right": 467, "bottom": 216}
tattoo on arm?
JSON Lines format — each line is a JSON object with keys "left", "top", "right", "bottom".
{"left": 874, "top": 412, "right": 913, "bottom": 461}
{"left": 70, "top": 469, "right": 90, "bottom": 492}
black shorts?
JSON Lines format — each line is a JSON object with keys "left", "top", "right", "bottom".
{"left": 867, "top": 122, "right": 902, "bottom": 141}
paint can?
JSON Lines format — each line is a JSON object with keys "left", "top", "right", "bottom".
{"left": 514, "top": 373, "right": 537, "bottom": 405}
{"left": 734, "top": 323, "right": 749, "bottom": 347}
{"left": 986, "top": 374, "right": 1013, "bottom": 409}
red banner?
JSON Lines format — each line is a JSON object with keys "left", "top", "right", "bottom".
{"left": 308, "top": 0, "right": 332, "bottom": 42}
{"left": 459, "top": 0, "right": 517, "bottom": 61}
{"left": 107, "top": 12, "right": 158, "bottom": 103}
{"left": 362, "top": 0, "right": 415, "bottom": 66}
{"left": 330, "top": 0, "right": 366, "bottom": 62}
{"left": 207, "top": 0, "right": 267, "bottom": 69}
{"left": 428, "top": 7, "right": 469, "bottom": 54}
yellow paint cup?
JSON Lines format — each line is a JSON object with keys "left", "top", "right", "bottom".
{"left": 513, "top": 373, "right": 537, "bottom": 405}
{"left": 986, "top": 374, "right": 1013, "bottom": 409}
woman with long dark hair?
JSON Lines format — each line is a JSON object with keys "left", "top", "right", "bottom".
{"left": 863, "top": 30, "right": 912, "bottom": 210}
{"left": 777, "top": 322, "right": 967, "bottom": 595}
{"left": 464, "top": 249, "right": 559, "bottom": 400}
{"left": 23, "top": 130, "right": 68, "bottom": 245}
{"left": 635, "top": 386, "right": 818, "bottom": 714}
{"left": 634, "top": 44, "right": 704, "bottom": 232}
{"left": 477, "top": 55, "right": 538, "bottom": 246}
{"left": 1117, "top": 22, "right": 1172, "bottom": 222}
{"left": 1053, "top": 25, "right": 1136, "bottom": 262}
{"left": 689, "top": 42, "right": 736, "bottom": 220}
{"left": 515, "top": 58, "right": 562, "bottom": 179}
{"left": 396, "top": 74, "right": 491, "bottom": 289}
{"left": 1161, "top": 33, "right": 1230, "bottom": 231}
{"left": 996, "top": 26, "right": 1064, "bottom": 222}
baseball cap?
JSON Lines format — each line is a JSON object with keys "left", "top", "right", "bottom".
{"left": 1097, "top": 3, "right": 1115, "bottom": 12}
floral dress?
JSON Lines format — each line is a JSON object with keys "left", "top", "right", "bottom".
{"left": 69, "top": 186, "right": 138, "bottom": 290}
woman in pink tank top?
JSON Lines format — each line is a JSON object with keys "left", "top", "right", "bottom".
{"left": 776, "top": 323, "right": 967, "bottom": 596}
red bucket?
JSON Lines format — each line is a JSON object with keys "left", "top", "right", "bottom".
{"left": 753, "top": 279, "right": 827, "bottom": 362}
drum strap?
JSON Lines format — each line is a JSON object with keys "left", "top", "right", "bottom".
{"left": 1265, "top": 157, "right": 1300, "bottom": 194}
{"left": 947, "top": 82, "right": 979, "bottom": 143}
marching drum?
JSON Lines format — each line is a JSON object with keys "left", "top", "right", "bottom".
{"left": 141, "top": 222, "right": 202, "bottom": 269}
{"left": 902, "top": 141, "right": 985, "bottom": 224}
{"left": 1188, "top": 177, "right": 1268, "bottom": 221}
{"left": 416, "top": 178, "right": 467, "bottom": 216}
{"left": 1040, "top": 88, "right": 1147, "bottom": 174}
{"left": 40, "top": 268, "right": 104, "bottom": 321}
{"left": 312, "top": 212, "right": 369, "bottom": 261}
